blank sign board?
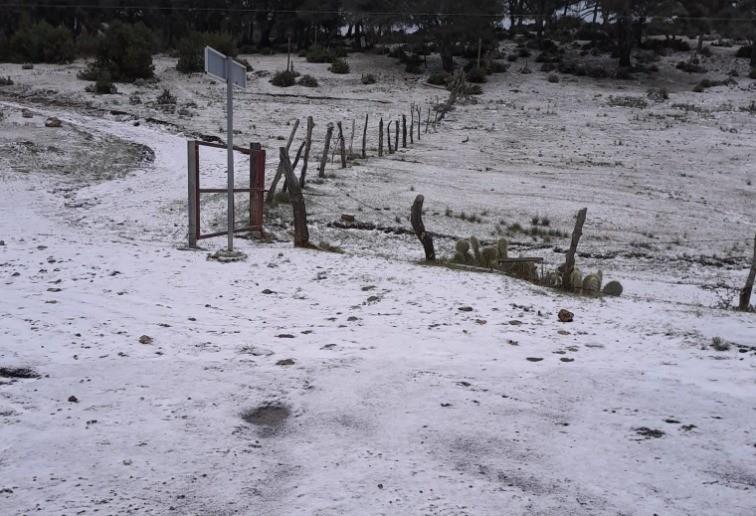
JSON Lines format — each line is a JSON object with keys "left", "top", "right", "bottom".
{"left": 204, "top": 46, "right": 247, "bottom": 88}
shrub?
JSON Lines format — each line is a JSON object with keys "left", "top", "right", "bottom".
{"left": 735, "top": 45, "right": 752, "bottom": 59}
{"left": 8, "top": 21, "right": 75, "bottom": 63}
{"left": 297, "top": 74, "right": 318, "bottom": 87}
{"left": 329, "top": 58, "right": 349, "bottom": 74}
{"left": 487, "top": 61, "right": 508, "bottom": 73}
{"left": 464, "top": 84, "right": 483, "bottom": 95}
{"left": 427, "top": 71, "right": 449, "bottom": 86}
{"left": 507, "top": 53, "right": 518, "bottom": 62}
{"left": 176, "top": 32, "right": 205, "bottom": 73}
{"left": 157, "top": 88, "right": 177, "bottom": 104}
{"left": 466, "top": 66, "right": 487, "bottom": 83}
{"left": 547, "top": 73, "right": 559, "bottom": 83}
{"left": 517, "top": 47, "right": 531, "bottom": 58}
{"left": 646, "top": 87, "right": 668, "bottom": 102}
{"left": 692, "top": 78, "right": 732, "bottom": 92}
{"left": 750, "top": 68, "right": 756, "bottom": 79}
{"left": 93, "top": 21, "right": 154, "bottom": 82}
{"left": 676, "top": 60, "right": 706, "bottom": 73}
{"left": 0, "top": 76, "right": 13, "bottom": 86}
{"left": 85, "top": 71, "right": 117, "bottom": 94}
{"left": 540, "top": 62, "right": 556, "bottom": 72}
{"left": 204, "top": 32, "right": 237, "bottom": 57}
{"left": 361, "top": 73, "right": 376, "bottom": 85}
{"left": 270, "top": 70, "right": 296, "bottom": 87}
{"left": 608, "top": 95, "right": 648, "bottom": 108}
{"left": 699, "top": 46, "right": 712, "bottom": 57}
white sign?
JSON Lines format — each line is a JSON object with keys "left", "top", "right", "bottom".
{"left": 204, "top": 46, "right": 247, "bottom": 88}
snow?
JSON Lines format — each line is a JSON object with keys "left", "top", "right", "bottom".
{"left": 1, "top": 46, "right": 755, "bottom": 515}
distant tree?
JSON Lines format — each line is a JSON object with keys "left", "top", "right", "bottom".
{"left": 94, "top": 21, "right": 155, "bottom": 81}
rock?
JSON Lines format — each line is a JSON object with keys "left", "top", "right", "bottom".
{"left": 138, "top": 335, "right": 153, "bottom": 345}
{"left": 458, "top": 306, "right": 474, "bottom": 312}
{"left": 558, "top": 309, "right": 574, "bottom": 323}
{"left": 45, "top": 116, "right": 62, "bottom": 128}
{"left": 526, "top": 357, "right": 543, "bottom": 362}
{"left": 21, "top": 109, "right": 33, "bottom": 118}
{"left": 276, "top": 334, "right": 295, "bottom": 339}
{"left": 276, "top": 358, "right": 295, "bottom": 366}
{"left": 22, "top": 63, "right": 34, "bottom": 70}
{"left": 68, "top": 395, "right": 79, "bottom": 403}
{"left": 602, "top": 281, "right": 623, "bottom": 297}
{"left": 0, "top": 240, "right": 5, "bottom": 246}
{"left": 261, "top": 288, "right": 274, "bottom": 294}
{"left": 340, "top": 213, "right": 355, "bottom": 223}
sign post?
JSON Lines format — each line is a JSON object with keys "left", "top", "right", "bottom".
{"left": 204, "top": 46, "right": 247, "bottom": 254}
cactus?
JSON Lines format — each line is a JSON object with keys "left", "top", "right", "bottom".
{"left": 569, "top": 268, "right": 582, "bottom": 292}
{"left": 454, "top": 239, "right": 472, "bottom": 263}
{"left": 496, "top": 238, "right": 508, "bottom": 259}
{"left": 481, "top": 247, "right": 498, "bottom": 268}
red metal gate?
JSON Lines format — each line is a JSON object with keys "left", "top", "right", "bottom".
{"left": 187, "top": 140, "right": 266, "bottom": 247}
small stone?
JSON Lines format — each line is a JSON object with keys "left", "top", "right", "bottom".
{"left": 558, "top": 309, "right": 574, "bottom": 323}
{"left": 0, "top": 240, "right": 5, "bottom": 246}
{"left": 261, "top": 289, "right": 274, "bottom": 294}
{"left": 508, "top": 320, "right": 522, "bottom": 325}
{"left": 458, "top": 306, "right": 473, "bottom": 312}
{"left": 276, "top": 358, "right": 295, "bottom": 366}
{"left": 526, "top": 357, "right": 543, "bottom": 362}
{"left": 602, "top": 281, "right": 623, "bottom": 297}
{"left": 276, "top": 334, "right": 295, "bottom": 339}
{"left": 45, "top": 116, "right": 62, "bottom": 128}
{"left": 340, "top": 214, "right": 356, "bottom": 223}
{"left": 22, "top": 108, "right": 33, "bottom": 118}
{"left": 559, "top": 357, "right": 574, "bottom": 363}
{"left": 68, "top": 395, "right": 79, "bottom": 403}
{"left": 138, "top": 335, "right": 153, "bottom": 345}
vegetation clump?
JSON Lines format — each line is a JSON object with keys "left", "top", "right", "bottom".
{"left": 271, "top": 70, "right": 297, "bottom": 87}
{"left": 7, "top": 21, "right": 74, "bottom": 64}
{"left": 297, "top": 74, "right": 318, "bottom": 87}
{"left": 329, "top": 58, "right": 350, "bottom": 74}
{"left": 361, "top": 73, "right": 377, "bottom": 84}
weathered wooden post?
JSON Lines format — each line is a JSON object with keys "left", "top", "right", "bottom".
{"left": 411, "top": 195, "right": 435, "bottom": 261}
{"left": 337, "top": 121, "right": 347, "bottom": 168}
{"left": 286, "top": 119, "right": 300, "bottom": 153}
{"left": 394, "top": 120, "right": 399, "bottom": 150}
{"left": 187, "top": 140, "right": 198, "bottom": 247}
{"left": 738, "top": 233, "right": 756, "bottom": 311}
{"left": 401, "top": 115, "right": 407, "bottom": 148}
{"left": 279, "top": 147, "right": 309, "bottom": 247}
{"left": 300, "top": 116, "right": 314, "bottom": 187}
{"left": 282, "top": 141, "right": 306, "bottom": 192}
{"left": 416, "top": 105, "right": 421, "bottom": 140}
{"left": 362, "top": 113, "right": 368, "bottom": 159}
{"left": 425, "top": 106, "right": 431, "bottom": 133}
{"left": 318, "top": 122, "right": 334, "bottom": 178}
{"left": 387, "top": 122, "right": 393, "bottom": 154}
{"left": 348, "top": 119, "right": 355, "bottom": 156}
{"left": 378, "top": 117, "right": 383, "bottom": 157}
{"left": 562, "top": 207, "right": 588, "bottom": 291}
{"left": 409, "top": 108, "right": 414, "bottom": 144}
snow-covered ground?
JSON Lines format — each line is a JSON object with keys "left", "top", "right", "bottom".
{"left": 1, "top": 47, "right": 755, "bottom": 515}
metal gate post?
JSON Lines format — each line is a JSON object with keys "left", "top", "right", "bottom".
{"left": 187, "top": 140, "right": 198, "bottom": 247}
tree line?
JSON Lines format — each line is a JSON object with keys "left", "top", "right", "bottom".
{"left": 1, "top": 1, "right": 754, "bottom": 69}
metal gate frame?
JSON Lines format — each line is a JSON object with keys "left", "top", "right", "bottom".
{"left": 187, "top": 140, "right": 266, "bottom": 247}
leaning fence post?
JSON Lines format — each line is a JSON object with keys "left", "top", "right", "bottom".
{"left": 318, "top": 122, "right": 334, "bottom": 178}
{"left": 279, "top": 147, "right": 309, "bottom": 247}
{"left": 738, "top": 233, "right": 756, "bottom": 311}
{"left": 563, "top": 207, "right": 588, "bottom": 291}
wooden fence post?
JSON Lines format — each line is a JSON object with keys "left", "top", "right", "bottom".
{"left": 187, "top": 140, "right": 198, "bottom": 247}
{"left": 337, "top": 121, "right": 347, "bottom": 168}
{"left": 409, "top": 110, "right": 414, "bottom": 144}
{"left": 563, "top": 208, "right": 588, "bottom": 291}
{"left": 282, "top": 140, "right": 306, "bottom": 192}
{"left": 738, "top": 233, "right": 756, "bottom": 311}
{"left": 362, "top": 113, "right": 368, "bottom": 159}
{"left": 411, "top": 195, "right": 435, "bottom": 261}
{"left": 318, "top": 123, "right": 334, "bottom": 178}
{"left": 300, "top": 116, "right": 314, "bottom": 187}
{"left": 402, "top": 114, "right": 407, "bottom": 148}
{"left": 286, "top": 119, "right": 300, "bottom": 153}
{"left": 394, "top": 120, "right": 399, "bottom": 150}
{"left": 425, "top": 106, "right": 431, "bottom": 133}
{"left": 387, "top": 122, "right": 393, "bottom": 154}
{"left": 279, "top": 147, "right": 309, "bottom": 247}
{"left": 378, "top": 117, "right": 383, "bottom": 157}
{"left": 416, "top": 106, "right": 421, "bottom": 141}
{"left": 349, "top": 119, "right": 355, "bottom": 156}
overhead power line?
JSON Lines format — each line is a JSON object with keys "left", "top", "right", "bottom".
{"left": 1, "top": 3, "right": 754, "bottom": 22}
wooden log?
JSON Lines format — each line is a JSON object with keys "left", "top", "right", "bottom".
{"left": 411, "top": 195, "right": 435, "bottom": 261}
{"left": 402, "top": 114, "right": 408, "bottom": 147}
{"left": 286, "top": 119, "right": 300, "bottom": 153}
{"left": 562, "top": 207, "right": 588, "bottom": 291}
{"left": 300, "top": 115, "right": 314, "bottom": 187}
{"left": 318, "top": 122, "right": 334, "bottom": 178}
{"left": 378, "top": 117, "right": 383, "bottom": 157}
{"left": 394, "top": 120, "right": 399, "bottom": 150}
{"left": 279, "top": 147, "right": 309, "bottom": 247}
{"left": 738, "top": 233, "right": 756, "bottom": 311}
{"left": 361, "top": 113, "right": 368, "bottom": 159}
{"left": 337, "top": 121, "right": 347, "bottom": 169}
